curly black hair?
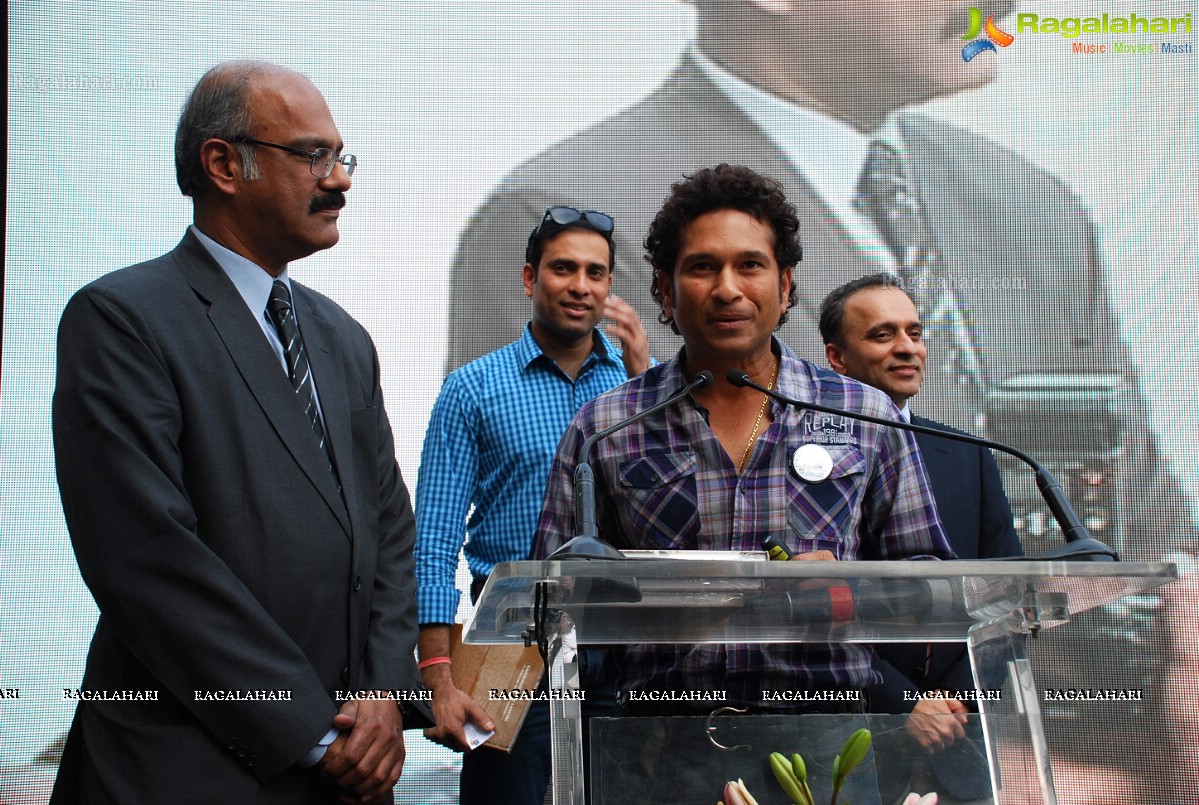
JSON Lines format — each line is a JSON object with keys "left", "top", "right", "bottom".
{"left": 645, "top": 164, "right": 801, "bottom": 334}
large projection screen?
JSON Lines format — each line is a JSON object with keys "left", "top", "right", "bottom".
{"left": 4, "top": 2, "right": 1196, "bottom": 803}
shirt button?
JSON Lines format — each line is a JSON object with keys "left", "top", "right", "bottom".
{"left": 353, "top": 575, "right": 363, "bottom": 592}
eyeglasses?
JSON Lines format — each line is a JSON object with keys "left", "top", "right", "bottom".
{"left": 233, "top": 137, "right": 357, "bottom": 178}
{"left": 525, "top": 206, "right": 614, "bottom": 263}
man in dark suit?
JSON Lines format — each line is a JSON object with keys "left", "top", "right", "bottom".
{"left": 51, "top": 60, "right": 425, "bottom": 804}
{"left": 820, "top": 272, "right": 1022, "bottom": 802}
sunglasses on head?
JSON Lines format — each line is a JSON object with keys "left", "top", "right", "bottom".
{"left": 526, "top": 206, "right": 614, "bottom": 263}
{"left": 540, "top": 206, "right": 614, "bottom": 233}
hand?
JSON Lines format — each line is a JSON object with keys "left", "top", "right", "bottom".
{"left": 603, "top": 295, "right": 651, "bottom": 377}
{"left": 421, "top": 670, "right": 495, "bottom": 752}
{"left": 417, "top": 625, "right": 493, "bottom": 751}
{"left": 792, "top": 550, "right": 837, "bottom": 561}
{"left": 319, "top": 698, "right": 406, "bottom": 803}
{"left": 904, "top": 695, "right": 968, "bottom": 752}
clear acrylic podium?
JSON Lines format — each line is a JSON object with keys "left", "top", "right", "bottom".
{"left": 465, "top": 558, "right": 1176, "bottom": 804}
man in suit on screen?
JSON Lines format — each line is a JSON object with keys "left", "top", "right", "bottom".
{"left": 51, "top": 60, "right": 426, "bottom": 804}
{"left": 448, "top": 0, "right": 1073, "bottom": 403}
{"left": 448, "top": 0, "right": 1140, "bottom": 451}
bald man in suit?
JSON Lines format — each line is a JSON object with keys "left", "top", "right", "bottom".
{"left": 52, "top": 61, "right": 426, "bottom": 804}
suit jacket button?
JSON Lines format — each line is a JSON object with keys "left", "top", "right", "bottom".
{"left": 341, "top": 666, "right": 350, "bottom": 685}
{"left": 353, "top": 575, "right": 363, "bottom": 592}
{"left": 226, "top": 737, "right": 240, "bottom": 750}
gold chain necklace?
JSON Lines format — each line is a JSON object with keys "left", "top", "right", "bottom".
{"left": 736, "top": 356, "right": 779, "bottom": 474}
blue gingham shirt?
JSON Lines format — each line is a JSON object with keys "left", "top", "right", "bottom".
{"left": 532, "top": 340, "right": 952, "bottom": 704}
{"left": 416, "top": 325, "right": 631, "bottom": 624}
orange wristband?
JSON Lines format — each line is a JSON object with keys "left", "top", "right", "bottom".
{"left": 418, "top": 656, "right": 452, "bottom": 670}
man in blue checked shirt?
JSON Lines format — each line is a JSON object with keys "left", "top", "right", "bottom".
{"left": 532, "top": 165, "right": 953, "bottom": 804}
{"left": 414, "top": 205, "right": 650, "bottom": 805}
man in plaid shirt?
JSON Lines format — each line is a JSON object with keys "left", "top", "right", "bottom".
{"left": 531, "top": 167, "right": 952, "bottom": 801}
{"left": 534, "top": 165, "right": 954, "bottom": 805}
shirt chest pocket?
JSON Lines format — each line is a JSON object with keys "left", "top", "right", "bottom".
{"left": 786, "top": 445, "right": 868, "bottom": 555}
{"left": 617, "top": 452, "right": 700, "bottom": 549}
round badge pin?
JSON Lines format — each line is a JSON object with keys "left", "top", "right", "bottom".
{"left": 792, "top": 444, "right": 833, "bottom": 482}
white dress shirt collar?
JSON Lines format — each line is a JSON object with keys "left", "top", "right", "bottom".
{"left": 191, "top": 225, "right": 292, "bottom": 323}
{"left": 690, "top": 45, "right": 902, "bottom": 267}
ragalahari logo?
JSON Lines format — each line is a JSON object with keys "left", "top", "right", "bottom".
{"left": 961, "top": 7, "right": 1015, "bottom": 61}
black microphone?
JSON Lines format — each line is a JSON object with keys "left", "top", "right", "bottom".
{"left": 548, "top": 370, "right": 714, "bottom": 560}
{"left": 726, "top": 369, "right": 1117, "bottom": 561}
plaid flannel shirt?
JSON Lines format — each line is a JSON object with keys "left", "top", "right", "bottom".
{"left": 533, "top": 340, "right": 952, "bottom": 705}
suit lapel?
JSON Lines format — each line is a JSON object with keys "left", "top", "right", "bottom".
{"left": 912, "top": 415, "right": 978, "bottom": 559}
{"left": 912, "top": 415, "right": 951, "bottom": 458}
{"left": 899, "top": 115, "right": 1014, "bottom": 427}
{"left": 174, "top": 233, "right": 352, "bottom": 538}
{"left": 912, "top": 416, "right": 951, "bottom": 506}
{"left": 913, "top": 415, "right": 954, "bottom": 519}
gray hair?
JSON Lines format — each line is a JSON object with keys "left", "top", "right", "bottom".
{"left": 174, "top": 60, "right": 281, "bottom": 196}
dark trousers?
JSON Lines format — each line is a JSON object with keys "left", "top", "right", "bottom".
{"left": 459, "top": 699, "right": 552, "bottom": 805}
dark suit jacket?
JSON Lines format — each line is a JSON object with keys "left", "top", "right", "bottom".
{"left": 449, "top": 55, "right": 1118, "bottom": 412}
{"left": 51, "top": 231, "right": 424, "bottom": 804}
{"left": 870, "top": 415, "right": 1023, "bottom": 715}
{"left": 867, "top": 416, "right": 1022, "bottom": 800}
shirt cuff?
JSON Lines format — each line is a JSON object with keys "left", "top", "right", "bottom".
{"left": 296, "top": 726, "right": 340, "bottom": 768}
{"left": 417, "top": 583, "right": 462, "bottom": 625}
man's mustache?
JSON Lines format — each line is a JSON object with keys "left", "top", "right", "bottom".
{"left": 310, "top": 192, "right": 346, "bottom": 213}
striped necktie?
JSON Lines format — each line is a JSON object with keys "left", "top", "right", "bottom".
{"left": 267, "top": 280, "right": 337, "bottom": 479}
{"left": 855, "top": 141, "right": 987, "bottom": 392}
